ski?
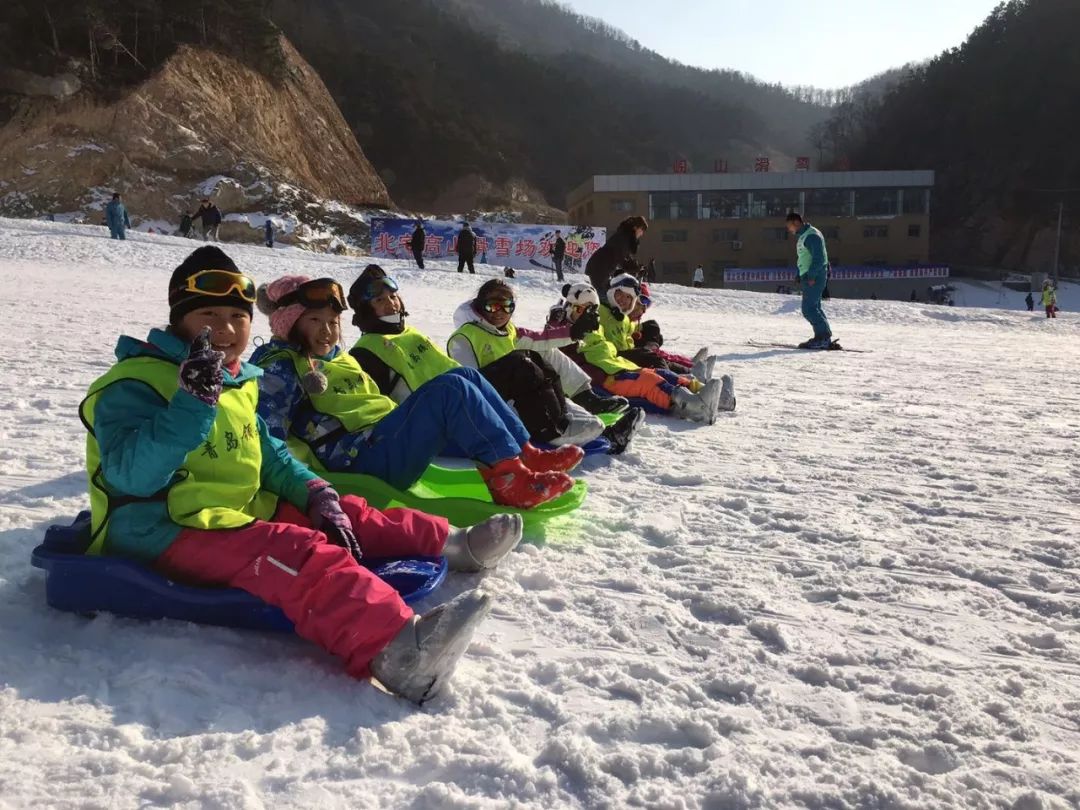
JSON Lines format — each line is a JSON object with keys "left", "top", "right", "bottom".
{"left": 746, "top": 340, "right": 872, "bottom": 354}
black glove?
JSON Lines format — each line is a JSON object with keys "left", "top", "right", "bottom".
{"left": 570, "top": 305, "right": 600, "bottom": 340}
{"left": 307, "top": 481, "right": 363, "bottom": 563}
{"left": 178, "top": 327, "right": 224, "bottom": 406}
{"left": 639, "top": 320, "right": 663, "bottom": 349}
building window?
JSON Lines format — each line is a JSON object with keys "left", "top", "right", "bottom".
{"left": 703, "top": 191, "right": 749, "bottom": 219}
{"left": 821, "top": 226, "right": 841, "bottom": 240}
{"left": 806, "top": 188, "right": 851, "bottom": 217}
{"left": 763, "top": 227, "right": 789, "bottom": 242}
{"left": 610, "top": 198, "right": 635, "bottom": 213}
{"left": 862, "top": 226, "right": 889, "bottom": 239}
{"left": 908, "top": 224, "right": 921, "bottom": 238}
{"left": 750, "top": 190, "right": 801, "bottom": 218}
{"left": 661, "top": 229, "right": 689, "bottom": 243}
{"left": 659, "top": 261, "right": 689, "bottom": 280}
{"left": 712, "top": 228, "right": 740, "bottom": 242}
{"left": 854, "top": 188, "right": 897, "bottom": 217}
{"left": 650, "top": 192, "right": 698, "bottom": 221}
{"left": 712, "top": 260, "right": 739, "bottom": 272}
{"left": 902, "top": 189, "right": 929, "bottom": 215}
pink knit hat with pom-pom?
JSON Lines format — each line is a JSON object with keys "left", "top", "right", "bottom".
{"left": 256, "top": 275, "right": 311, "bottom": 341}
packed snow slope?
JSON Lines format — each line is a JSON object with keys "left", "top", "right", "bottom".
{"left": 0, "top": 218, "right": 1078, "bottom": 810}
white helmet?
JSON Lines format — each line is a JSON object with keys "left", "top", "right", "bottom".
{"left": 562, "top": 282, "right": 600, "bottom": 308}
{"left": 606, "top": 273, "right": 642, "bottom": 314}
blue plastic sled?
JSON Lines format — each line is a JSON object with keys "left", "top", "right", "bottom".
{"left": 30, "top": 512, "right": 448, "bottom": 633}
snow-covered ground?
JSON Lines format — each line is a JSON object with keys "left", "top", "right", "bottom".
{"left": 0, "top": 217, "right": 1078, "bottom": 809}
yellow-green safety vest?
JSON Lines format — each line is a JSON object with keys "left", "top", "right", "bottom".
{"left": 353, "top": 327, "right": 459, "bottom": 393}
{"left": 447, "top": 321, "right": 518, "bottom": 369}
{"left": 599, "top": 305, "right": 635, "bottom": 351}
{"left": 80, "top": 357, "right": 279, "bottom": 555}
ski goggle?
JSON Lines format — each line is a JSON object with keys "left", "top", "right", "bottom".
{"left": 639, "top": 294, "right": 652, "bottom": 308}
{"left": 482, "top": 298, "right": 516, "bottom": 315}
{"left": 355, "top": 275, "right": 400, "bottom": 302}
{"left": 277, "top": 278, "right": 347, "bottom": 311}
{"left": 173, "top": 270, "right": 257, "bottom": 302}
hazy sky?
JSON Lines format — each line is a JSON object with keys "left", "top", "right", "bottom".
{"left": 559, "top": 0, "right": 1002, "bottom": 88}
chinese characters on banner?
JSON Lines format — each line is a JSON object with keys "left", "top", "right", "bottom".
{"left": 673, "top": 159, "right": 689, "bottom": 174}
{"left": 795, "top": 157, "right": 811, "bottom": 171}
{"left": 713, "top": 159, "right": 729, "bottom": 173}
{"left": 722, "top": 266, "right": 951, "bottom": 284}
{"left": 370, "top": 219, "right": 606, "bottom": 273}
{"left": 754, "top": 156, "right": 771, "bottom": 173}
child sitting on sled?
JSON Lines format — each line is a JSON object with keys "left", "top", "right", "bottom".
{"left": 347, "top": 266, "right": 639, "bottom": 454}
{"left": 549, "top": 281, "right": 731, "bottom": 424}
{"left": 82, "top": 246, "right": 524, "bottom": 703}
{"left": 251, "top": 273, "right": 577, "bottom": 509}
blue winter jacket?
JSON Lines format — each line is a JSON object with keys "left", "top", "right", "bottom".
{"left": 105, "top": 200, "right": 130, "bottom": 230}
{"left": 250, "top": 339, "right": 368, "bottom": 466}
{"left": 89, "top": 329, "right": 317, "bottom": 561}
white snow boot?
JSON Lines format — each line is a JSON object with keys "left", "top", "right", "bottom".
{"left": 443, "top": 514, "right": 523, "bottom": 572}
{"left": 671, "top": 385, "right": 715, "bottom": 424}
{"left": 717, "top": 375, "right": 736, "bottom": 413}
{"left": 691, "top": 347, "right": 722, "bottom": 381}
{"left": 371, "top": 589, "right": 493, "bottom": 704}
{"left": 548, "top": 403, "right": 605, "bottom": 447}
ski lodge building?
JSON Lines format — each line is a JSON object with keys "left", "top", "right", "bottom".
{"left": 566, "top": 170, "right": 947, "bottom": 299}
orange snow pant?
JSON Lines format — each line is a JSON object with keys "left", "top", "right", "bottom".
{"left": 602, "top": 368, "right": 696, "bottom": 411}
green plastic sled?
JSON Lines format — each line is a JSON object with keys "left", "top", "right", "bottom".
{"left": 291, "top": 441, "right": 587, "bottom": 530}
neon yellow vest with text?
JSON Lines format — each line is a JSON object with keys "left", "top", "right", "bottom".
{"left": 80, "top": 357, "right": 278, "bottom": 555}
{"left": 599, "top": 305, "right": 635, "bottom": 351}
{"left": 354, "top": 327, "right": 459, "bottom": 393}
{"left": 261, "top": 347, "right": 397, "bottom": 433}
{"left": 448, "top": 321, "right": 518, "bottom": 369}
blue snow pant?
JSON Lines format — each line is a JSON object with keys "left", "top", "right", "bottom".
{"left": 319, "top": 367, "right": 527, "bottom": 490}
{"left": 109, "top": 226, "right": 126, "bottom": 240}
{"left": 800, "top": 269, "right": 831, "bottom": 338}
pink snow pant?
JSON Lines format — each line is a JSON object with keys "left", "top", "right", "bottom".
{"left": 157, "top": 496, "right": 449, "bottom": 678}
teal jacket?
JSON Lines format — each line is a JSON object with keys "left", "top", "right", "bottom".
{"left": 89, "top": 328, "right": 318, "bottom": 561}
{"left": 796, "top": 223, "right": 828, "bottom": 278}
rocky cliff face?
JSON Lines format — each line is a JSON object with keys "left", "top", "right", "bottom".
{"left": 0, "top": 37, "right": 390, "bottom": 247}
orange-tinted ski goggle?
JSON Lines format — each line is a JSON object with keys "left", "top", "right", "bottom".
{"left": 277, "top": 278, "right": 347, "bottom": 312}
{"left": 173, "top": 269, "right": 257, "bottom": 302}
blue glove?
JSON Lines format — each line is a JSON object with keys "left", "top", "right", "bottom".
{"left": 306, "top": 480, "right": 362, "bottom": 562}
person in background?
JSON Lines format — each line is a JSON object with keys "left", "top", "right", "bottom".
{"left": 264, "top": 218, "right": 274, "bottom": 249}
{"left": 552, "top": 230, "right": 566, "bottom": 281}
{"left": 411, "top": 221, "right": 426, "bottom": 269}
{"left": 503, "top": 266, "right": 516, "bottom": 279}
{"left": 786, "top": 212, "right": 836, "bottom": 349}
{"left": 105, "top": 193, "right": 130, "bottom": 240}
{"left": 191, "top": 198, "right": 223, "bottom": 242}
{"left": 1042, "top": 280, "right": 1058, "bottom": 318}
{"left": 179, "top": 212, "right": 194, "bottom": 238}
{"left": 693, "top": 264, "right": 704, "bottom": 288}
{"left": 456, "top": 222, "right": 477, "bottom": 274}
{"left": 586, "top": 216, "right": 648, "bottom": 295}
{"left": 1024, "top": 291, "right": 1034, "bottom": 311}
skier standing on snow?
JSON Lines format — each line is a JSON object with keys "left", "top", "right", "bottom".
{"left": 105, "top": 193, "right": 130, "bottom": 240}
{"left": 552, "top": 230, "right": 566, "bottom": 281}
{"left": 456, "top": 222, "right": 477, "bottom": 274}
{"left": 1025, "top": 291, "right": 1034, "bottom": 311}
{"left": 411, "top": 221, "right": 426, "bottom": 269}
{"left": 1041, "top": 280, "right": 1058, "bottom": 318}
{"left": 179, "top": 212, "right": 194, "bottom": 238}
{"left": 264, "top": 218, "right": 274, "bottom": 248}
{"left": 786, "top": 212, "right": 836, "bottom": 349}
{"left": 693, "top": 264, "right": 704, "bottom": 288}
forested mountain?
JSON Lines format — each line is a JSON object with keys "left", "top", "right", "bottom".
{"left": 269, "top": 0, "right": 833, "bottom": 210}
{"left": 816, "top": 0, "right": 1080, "bottom": 271}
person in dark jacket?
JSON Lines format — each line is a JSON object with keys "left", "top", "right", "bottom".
{"left": 552, "top": 230, "right": 567, "bottom": 281}
{"left": 586, "top": 216, "right": 648, "bottom": 295}
{"left": 456, "top": 222, "right": 476, "bottom": 274}
{"left": 1025, "top": 291, "right": 1034, "bottom": 312}
{"left": 179, "top": 212, "right": 194, "bottom": 238}
{"left": 264, "top": 218, "right": 274, "bottom": 248}
{"left": 191, "top": 199, "right": 223, "bottom": 242}
{"left": 105, "top": 193, "right": 130, "bottom": 240}
{"left": 411, "top": 221, "right": 426, "bottom": 269}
